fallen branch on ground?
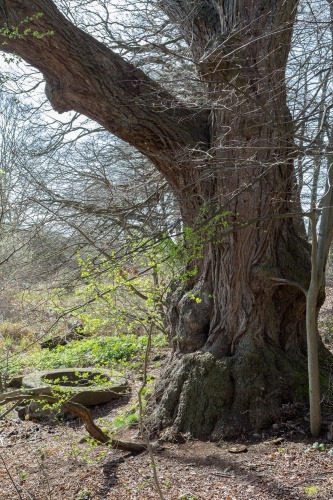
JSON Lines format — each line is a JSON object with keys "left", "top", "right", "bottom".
{"left": 0, "top": 390, "right": 147, "bottom": 453}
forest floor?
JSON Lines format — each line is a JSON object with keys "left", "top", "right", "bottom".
{"left": 2, "top": 284, "right": 333, "bottom": 499}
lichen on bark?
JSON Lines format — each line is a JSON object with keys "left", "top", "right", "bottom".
{"left": 147, "top": 343, "right": 311, "bottom": 439}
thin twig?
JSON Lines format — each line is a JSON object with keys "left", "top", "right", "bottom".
{"left": 0, "top": 401, "right": 22, "bottom": 419}
{"left": 138, "top": 318, "right": 165, "bottom": 500}
{"left": 26, "top": 441, "right": 53, "bottom": 499}
{"left": 0, "top": 453, "right": 24, "bottom": 500}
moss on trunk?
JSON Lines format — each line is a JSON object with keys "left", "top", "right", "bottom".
{"left": 147, "top": 341, "right": 330, "bottom": 439}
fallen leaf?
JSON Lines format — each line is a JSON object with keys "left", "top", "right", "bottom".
{"left": 265, "top": 437, "right": 285, "bottom": 445}
{"left": 227, "top": 444, "right": 248, "bottom": 453}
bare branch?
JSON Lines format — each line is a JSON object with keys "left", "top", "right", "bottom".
{"left": 0, "top": 0, "right": 209, "bottom": 180}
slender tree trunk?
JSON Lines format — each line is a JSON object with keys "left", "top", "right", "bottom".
{"left": 306, "top": 213, "right": 321, "bottom": 437}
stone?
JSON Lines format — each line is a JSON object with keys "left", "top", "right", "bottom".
{"left": 21, "top": 367, "right": 128, "bottom": 406}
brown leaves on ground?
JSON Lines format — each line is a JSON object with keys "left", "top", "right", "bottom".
{"left": 1, "top": 403, "right": 333, "bottom": 499}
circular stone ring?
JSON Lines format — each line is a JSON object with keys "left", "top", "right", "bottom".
{"left": 21, "top": 367, "right": 127, "bottom": 406}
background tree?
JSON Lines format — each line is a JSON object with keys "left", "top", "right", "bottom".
{"left": 1, "top": 0, "right": 333, "bottom": 438}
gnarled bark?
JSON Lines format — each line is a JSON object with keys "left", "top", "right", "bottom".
{"left": 147, "top": 0, "right": 320, "bottom": 437}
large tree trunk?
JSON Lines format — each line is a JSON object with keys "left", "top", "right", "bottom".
{"left": 0, "top": 0, "right": 330, "bottom": 438}
{"left": 147, "top": 0, "right": 318, "bottom": 438}
{"left": 149, "top": 227, "right": 312, "bottom": 437}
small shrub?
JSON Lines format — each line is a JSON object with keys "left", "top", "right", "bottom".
{"left": 113, "top": 410, "right": 139, "bottom": 429}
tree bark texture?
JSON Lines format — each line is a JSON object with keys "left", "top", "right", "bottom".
{"left": 0, "top": 0, "right": 328, "bottom": 437}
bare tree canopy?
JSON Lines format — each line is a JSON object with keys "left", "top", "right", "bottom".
{"left": 0, "top": 0, "right": 208, "bottom": 187}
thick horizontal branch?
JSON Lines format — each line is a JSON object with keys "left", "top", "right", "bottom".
{"left": 0, "top": 0, "right": 209, "bottom": 179}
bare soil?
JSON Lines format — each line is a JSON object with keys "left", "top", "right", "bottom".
{"left": 2, "top": 284, "right": 333, "bottom": 500}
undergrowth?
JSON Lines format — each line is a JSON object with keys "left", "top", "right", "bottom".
{"left": 1, "top": 334, "right": 167, "bottom": 377}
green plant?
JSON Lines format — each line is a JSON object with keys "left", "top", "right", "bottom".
{"left": 163, "top": 478, "right": 171, "bottom": 489}
{"left": 0, "top": 13, "right": 54, "bottom": 44}
{"left": 17, "top": 334, "right": 167, "bottom": 374}
{"left": 304, "top": 485, "right": 318, "bottom": 495}
{"left": 69, "top": 213, "right": 229, "bottom": 340}
{"left": 74, "top": 244, "right": 170, "bottom": 337}
{"left": 113, "top": 405, "right": 139, "bottom": 429}
{"left": 305, "top": 442, "right": 328, "bottom": 452}
{"left": 15, "top": 467, "right": 27, "bottom": 485}
{"left": 67, "top": 438, "right": 108, "bottom": 467}
{"left": 75, "top": 489, "right": 91, "bottom": 500}
{"left": 137, "top": 479, "right": 153, "bottom": 491}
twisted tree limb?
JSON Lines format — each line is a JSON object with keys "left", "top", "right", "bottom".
{"left": 0, "top": 390, "right": 146, "bottom": 453}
